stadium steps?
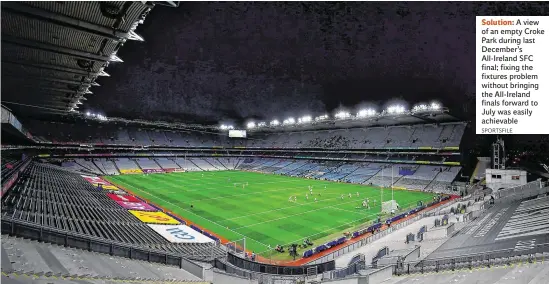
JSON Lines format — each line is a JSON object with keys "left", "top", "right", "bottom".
{"left": 132, "top": 159, "right": 144, "bottom": 171}
{"left": 233, "top": 158, "right": 243, "bottom": 169}
{"left": 112, "top": 159, "right": 122, "bottom": 174}
{"left": 203, "top": 159, "right": 222, "bottom": 170}
{"left": 339, "top": 166, "right": 361, "bottom": 181}
{"left": 91, "top": 159, "right": 107, "bottom": 175}
{"left": 220, "top": 158, "right": 231, "bottom": 170}
{"left": 210, "top": 159, "right": 228, "bottom": 170}
{"left": 279, "top": 161, "right": 309, "bottom": 175}
{"left": 73, "top": 160, "right": 98, "bottom": 175}
{"left": 153, "top": 158, "right": 164, "bottom": 170}
{"left": 1, "top": 274, "right": 209, "bottom": 284}
{"left": 425, "top": 170, "right": 443, "bottom": 191}
{"left": 269, "top": 159, "right": 292, "bottom": 170}
{"left": 391, "top": 174, "right": 406, "bottom": 187}
{"left": 162, "top": 131, "right": 171, "bottom": 146}
{"left": 217, "top": 158, "right": 232, "bottom": 170}
{"left": 190, "top": 160, "right": 205, "bottom": 171}
{"left": 1, "top": 236, "right": 206, "bottom": 283}
{"left": 171, "top": 158, "right": 185, "bottom": 170}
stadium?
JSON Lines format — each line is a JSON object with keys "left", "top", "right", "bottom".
{"left": 1, "top": 2, "right": 548, "bottom": 284}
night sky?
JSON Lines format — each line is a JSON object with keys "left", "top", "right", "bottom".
{"left": 86, "top": 1, "right": 547, "bottom": 124}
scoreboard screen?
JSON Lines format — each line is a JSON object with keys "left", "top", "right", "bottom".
{"left": 229, "top": 130, "right": 247, "bottom": 138}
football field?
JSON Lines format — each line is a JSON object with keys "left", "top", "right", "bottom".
{"left": 106, "top": 171, "right": 435, "bottom": 259}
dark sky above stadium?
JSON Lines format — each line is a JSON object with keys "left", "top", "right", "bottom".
{"left": 86, "top": 1, "right": 546, "bottom": 124}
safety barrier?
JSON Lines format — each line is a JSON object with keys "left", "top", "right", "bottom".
{"left": 494, "top": 180, "right": 545, "bottom": 201}
{"left": 305, "top": 215, "right": 423, "bottom": 265}
{"left": 305, "top": 198, "right": 461, "bottom": 265}
{"left": 394, "top": 248, "right": 549, "bottom": 275}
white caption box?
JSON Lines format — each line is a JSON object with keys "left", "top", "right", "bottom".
{"left": 476, "top": 16, "right": 549, "bottom": 134}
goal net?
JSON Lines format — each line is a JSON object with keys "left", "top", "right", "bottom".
{"left": 381, "top": 200, "right": 399, "bottom": 214}
{"left": 226, "top": 238, "right": 246, "bottom": 257}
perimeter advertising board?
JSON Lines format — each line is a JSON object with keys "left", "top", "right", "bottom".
{"left": 120, "top": 169, "right": 143, "bottom": 174}
{"left": 129, "top": 210, "right": 180, "bottom": 225}
{"left": 107, "top": 193, "right": 141, "bottom": 203}
{"left": 148, "top": 224, "right": 214, "bottom": 243}
{"left": 81, "top": 175, "right": 118, "bottom": 190}
{"left": 142, "top": 169, "right": 164, "bottom": 173}
{"left": 115, "top": 201, "right": 157, "bottom": 211}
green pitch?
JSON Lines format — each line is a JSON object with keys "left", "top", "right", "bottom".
{"left": 105, "top": 171, "right": 435, "bottom": 260}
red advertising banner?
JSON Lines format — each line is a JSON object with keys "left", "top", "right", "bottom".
{"left": 115, "top": 201, "right": 157, "bottom": 211}
{"left": 107, "top": 193, "right": 141, "bottom": 203}
{"left": 82, "top": 175, "right": 112, "bottom": 185}
{"left": 1, "top": 173, "right": 18, "bottom": 198}
{"left": 163, "top": 168, "right": 178, "bottom": 173}
{"left": 82, "top": 175, "right": 118, "bottom": 190}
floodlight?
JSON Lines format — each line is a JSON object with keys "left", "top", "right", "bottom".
{"left": 412, "top": 104, "right": 428, "bottom": 112}
{"left": 335, "top": 111, "right": 351, "bottom": 119}
{"left": 357, "top": 109, "right": 376, "bottom": 118}
{"left": 270, "top": 120, "right": 280, "bottom": 126}
{"left": 220, "top": 125, "right": 229, "bottom": 130}
{"left": 298, "top": 116, "right": 312, "bottom": 124}
{"left": 247, "top": 122, "right": 256, "bottom": 129}
{"left": 86, "top": 112, "right": 91, "bottom": 116}
{"left": 258, "top": 122, "right": 267, "bottom": 127}
{"left": 430, "top": 102, "right": 441, "bottom": 110}
{"left": 387, "top": 105, "right": 406, "bottom": 114}
{"left": 315, "top": 114, "right": 329, "bottom": 121}
{"left": 283, "top": 117, "right": 295, "bottom": 125}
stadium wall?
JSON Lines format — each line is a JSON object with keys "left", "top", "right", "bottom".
{"left": 212, "top": 270, "right": 258, "bottom": 284}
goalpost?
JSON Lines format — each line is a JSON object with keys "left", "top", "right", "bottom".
{"left": 380, "top": 165, "right": 398, "bottom": 214}
{"left": 226, "top": 237, "right": 246, "bottom": 257}
{"left": 381, "top": 200, "right": 399, "bottom": 214}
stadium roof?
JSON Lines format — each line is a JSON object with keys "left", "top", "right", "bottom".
{"left": 248, "top": 111, "right": 463, "bottom": 133}
{"left": 1, "top": 2, "right": 176, "bottom": 117}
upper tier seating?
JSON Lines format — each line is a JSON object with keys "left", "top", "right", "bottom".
{"left": 25, "top": 121, "right": 466, "bottom": 150}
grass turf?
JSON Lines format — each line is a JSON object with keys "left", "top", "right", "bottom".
{"left": 105, "top": 171, "right": 435, "bottom": 260}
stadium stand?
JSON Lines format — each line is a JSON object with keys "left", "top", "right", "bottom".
{"left": 1, "top": 163, "right": 225, "bottom": 262}
{"left": 136, "top": 158, "right": 162, "bottom": 170}
{"left": 94, "top": 158, "right": 120, "bottom": 175}
{"left": 24, "top": 120, "right": 465, "bottom": 149}
{"left": 425, "top": 167, "right": 461, "bottom": 193}
{"left": 114, "top": 158, "right": 142, "bottom": 173}
{"left": 1, "top": 235, "right": 202, "bottom": 282}
{"left": 384, "top": 262, "right": 549, "bottom": 284}
{"left": 155, "top": 157, "right": 181, "bottom": 170}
